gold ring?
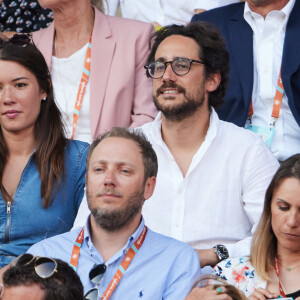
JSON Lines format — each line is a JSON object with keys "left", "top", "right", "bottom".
{"left": 216, "top": 287, "right": 223, "bottom": 294}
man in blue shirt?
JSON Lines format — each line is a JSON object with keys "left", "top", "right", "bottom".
{"left": 28, "top": 127, "right": 201, "bottom": 299}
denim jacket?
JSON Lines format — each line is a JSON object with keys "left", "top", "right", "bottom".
{"left": 0, "top": 139, "right": 89, "bottom": 268}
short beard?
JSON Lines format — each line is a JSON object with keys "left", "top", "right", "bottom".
{"left": 153, "top": 82, "right": 205, "bottom": 122}
{"left": 89, "top": 190, "right": 144, "bottom": 232}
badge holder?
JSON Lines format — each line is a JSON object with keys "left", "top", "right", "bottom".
{"left": 246, "top": 117, "right": 276, "bottom": 148}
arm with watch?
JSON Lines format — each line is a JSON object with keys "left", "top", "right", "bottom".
{"left": 196, "top": 244, "right": 229, "bottom": 268}
{"left": 196, "top": 138, "right": 279, "bottom": 268}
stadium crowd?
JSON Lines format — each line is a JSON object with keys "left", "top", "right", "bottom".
{"left": 0, "top": 0, "right": 299, "bottom": 299}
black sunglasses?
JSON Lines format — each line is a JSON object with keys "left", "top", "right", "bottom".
{"left": 83, "top": 264, "right": 106, "bottom": 300}
{"left": 13, "top": 253, "right": 57, "bottom": 279}
{"left": 84, "top": 287, "right": 99, "bottom": 300}
{"left": 89, "top": 263, "right": 106, "bottom": 285}
{"left": 0, "top": 33, "right": 32, "bottom": 48}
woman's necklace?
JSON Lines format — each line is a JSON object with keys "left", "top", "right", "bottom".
{"left": 279, "top": 261, "right": 300, "bottom": 272}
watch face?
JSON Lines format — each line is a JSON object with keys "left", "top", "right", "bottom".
{"left": 215, "top": 245, "right": 229, "bottom": 260}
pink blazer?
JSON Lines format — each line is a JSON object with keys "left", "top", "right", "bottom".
{"left": 33, "top": 9, "right": 157, "bottom": 139}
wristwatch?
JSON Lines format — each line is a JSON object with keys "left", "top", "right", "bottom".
{"left": 213, "top": 244, "right": 229, "bottom": 262}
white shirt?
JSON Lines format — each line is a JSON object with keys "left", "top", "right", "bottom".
{"left": 139, "top": 109, "right": 279, "bottom": 257}
{"left": 243, "top": 0, "right": 300, "bottom": 161}
{"left": 51, "top": 44, "right": 92, "bottom": 144}
{"left": 104, "top": 0, "right": 240, "bottom": 26}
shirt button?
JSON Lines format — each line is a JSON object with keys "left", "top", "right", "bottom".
{"left": 177, "top": 189, "right": 182, "bottom": 194}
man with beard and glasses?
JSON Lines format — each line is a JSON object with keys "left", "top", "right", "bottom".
{"left": 25, "top": 127, "right": 201, "bottom": 299}
{"left": 138, "top": 22, "right": 279, "bottom": 269}
{"left": 192, "top": 0, "right": 300, "bottom": 161}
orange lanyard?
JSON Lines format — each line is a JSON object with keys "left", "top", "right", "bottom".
{"left": 275, "top": 257, "right": 287, "bottom": 298}
{"left": 248, "top": 71, "right": 284, "bottom": 126}
{"left": 70, "top": 31, "right": 93, "bottom": 140}
{"left": 70, "top": 225, "right": 147, "bottom": 300}
{"left": 69, "top": 227, "right": 85, "bottom": 271}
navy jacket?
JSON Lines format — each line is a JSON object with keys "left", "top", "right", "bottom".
{"left": 191, "top": 1, "right": 300, "bottom": 127}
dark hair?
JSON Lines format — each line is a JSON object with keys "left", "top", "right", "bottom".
{"left": 250, "top": 154, "right": 300, "bottom": 280}
{"left": 0, "top": 40, "right": 66, "bottom": 208}
{"left": 2, "top": 258, "right": 83, "bottom": 300}
{"left": 146, "top": 22, "right": 229, "bottom": 108}
{"left": 87, "top": 127, "right": 158, "bottom": 181}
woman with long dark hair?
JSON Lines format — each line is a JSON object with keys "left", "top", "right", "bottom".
{"left": 0, "top": 34, "right": 89, "bottom": 268}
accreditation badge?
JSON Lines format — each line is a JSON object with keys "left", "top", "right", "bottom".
{"left": 246, "top": 125, "right": 275, "bottom": 148}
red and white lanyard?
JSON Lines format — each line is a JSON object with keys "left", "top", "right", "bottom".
{"left": 70, "top": 31, "right": 93, "bottom": 140}
{"left": 248, "top": 71, "right": 284, "bottom": 127}
{"left": 70, "top": 225, "right": 147, "bottom": 300}
{"left": 275, "top": 257, "right": 288, "bottom": 297}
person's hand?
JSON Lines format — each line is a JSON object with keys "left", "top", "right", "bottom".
{"left": 248, "top": 288, "right": 279, "bottom": 300}
{"left": 185, "top": 286, "right": 233, "bottom": 300}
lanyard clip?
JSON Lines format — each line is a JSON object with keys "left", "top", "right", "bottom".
{"left": 270, "top": 117, "right": 277, "bottom": 128}
{"left": 248, "top": 115, "right": 253, "bottom": 126}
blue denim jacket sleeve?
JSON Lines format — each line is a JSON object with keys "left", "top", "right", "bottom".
{"left": 68, "top": 140, "right": 89, "bottom": 212}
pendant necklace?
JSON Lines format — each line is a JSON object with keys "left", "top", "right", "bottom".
{"left": 279, "top": 261, "right": 300, "bottom": 272}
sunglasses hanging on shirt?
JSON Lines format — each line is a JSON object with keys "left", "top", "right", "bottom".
{"left": 84, "top": 264, "right": 106, "bottom": 300}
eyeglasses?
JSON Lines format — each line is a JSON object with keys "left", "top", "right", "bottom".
{"left": 0, "top": 33, "right": 32, "bottom": 49}
{"left": 13, "top": 253, "right": 57, "bottom": 279}
{"left": 144, "top": 57, "right": 204, "bottom": 79}
{"left": 83, "top": 264, "right": 106, "bottom": 300}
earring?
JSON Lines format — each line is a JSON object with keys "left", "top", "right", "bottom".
{"left": 42, "top": 97, "right": 47, "bottom": 101}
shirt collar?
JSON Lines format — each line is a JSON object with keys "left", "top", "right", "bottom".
{"left": 244, "top": 0, "right": 295, "bottom": 29}
{"left": 149, "top": 109, "right": 219, "bottom": 143}
{"left": 82, "top": 214, "right": 146, "bottom": 265}
{"left": 204, "top": 107, "right": 218, "bottom": 145}
{"left": 149, "top": 112, "right": 164, "bottom": 143}
{"left": 148, "top": 108, "right": 219, "bottom": 165}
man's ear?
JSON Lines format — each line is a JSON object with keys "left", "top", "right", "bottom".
{"left": 205, "top": 72, "right": 221, "bottom": 93}
{"left": 143, "top": 176, "right": 156, "bottom": 200}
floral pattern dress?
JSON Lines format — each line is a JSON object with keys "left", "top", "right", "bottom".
{"left": 213, "top": 256, "right": 267, "bottom": 297}
{"left": 0, "top": 0, "right": 53, "bottom": 32}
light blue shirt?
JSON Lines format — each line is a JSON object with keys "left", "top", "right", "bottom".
{"left": 28, "top": 217, "right": 201, "bottom": 299}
